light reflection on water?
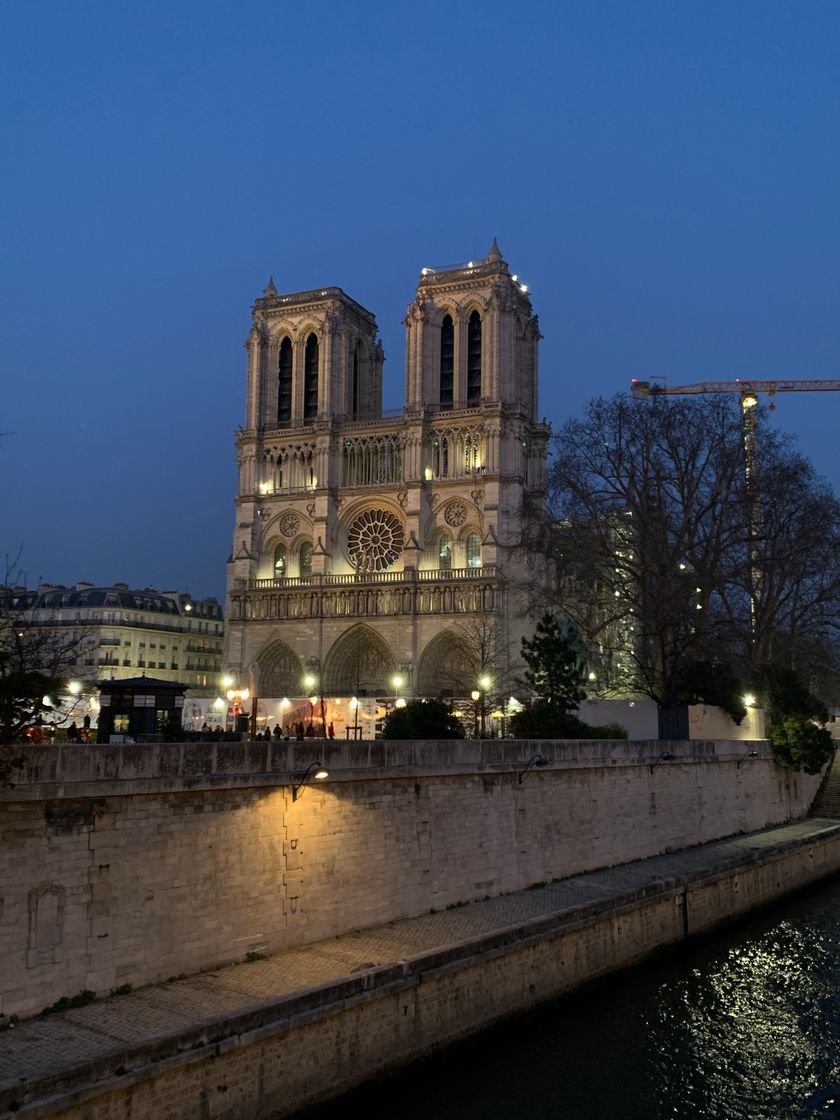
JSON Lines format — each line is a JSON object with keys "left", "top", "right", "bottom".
{"left": 293, "top": 875, "right": 840, "bottom": 1120}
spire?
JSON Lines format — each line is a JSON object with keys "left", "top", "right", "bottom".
{"left": 263, "top": 276, "right": 278, "bottom": 297}
{"left": 485, "top": 238, "right": 502, "bottom": 263}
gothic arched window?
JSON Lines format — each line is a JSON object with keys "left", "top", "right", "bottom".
{"left": 440, "top": 315, "right": 454, "bottom": 409}
{"left": 299, "top": 541, "right": 313, "bottom": 579}
{"left": 433, "top": 436, "right": 449, "bottom": 478}
{"left": 273, "top": 544, "right": 287, "bottom": 579}
{"left": 467, "top": 311, "right": 481, "bottom": 404}
{"left": 352, "top": 345, "right": 361, "bottom": 419}
{"left": 439, "top": 535, "right": 452, "bottom": 571}
{"left": 277, "top": 338, "right": 292, "bottom": 424}
{"left": 466, "top": 533, "right": 481, "bottom": 568}
{"left": 304, "top": 334, "right": 319, "bottom": 420}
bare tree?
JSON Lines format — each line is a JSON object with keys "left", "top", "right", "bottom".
{"left": 0, "top": 574, "right": 94, "bottom": 751}
{"left": 546, "top": 394, "right": 749, "bottom": 705}
{"left": 544, "top": 393, "right": 840, "bottom": 710}
{"left": 746, "top": 434, "right": 840, "bottom": 673}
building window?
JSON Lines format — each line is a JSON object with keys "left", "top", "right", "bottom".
{"left": 433, "top": 436, "right": 449, "bottom": 478}
{"left": 347, "top": 508, "right": 405, "bottom": 573}
{"left": 277, "top": 337, "right": 292, "bottom": 424}
{"left": 274, "top": 544, "right": 286, "bottom": 579}
{"left": 299, "top": 541, "right": 313, "bottom": 579}
{"left": 440, "top": 315, "right": 454, "bottom": 409}
{"left": 304, "top": 334, "right": 319, "bottom": 420}
{"left": 439, "top": 535, "right": 452, "bottom": 571}
{"left": 466, "top": 533, "right": 481, "bottom": 568}
{"left": 352, "top": 345, "right": 360, "bottom": 419}
{"left": 467, "top": 311, "right": 481, "bottom": 403}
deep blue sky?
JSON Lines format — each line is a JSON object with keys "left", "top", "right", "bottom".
{"left": 3, "top": 1, "right": 840, "bottom": 601}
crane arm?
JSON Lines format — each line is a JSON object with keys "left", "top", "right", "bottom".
{"left": 631, "top": 378, "right": 840, "bottom": 398}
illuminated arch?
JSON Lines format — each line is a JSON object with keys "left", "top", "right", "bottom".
{"left": 416, "top": 629, "right": 473, "bottom": 697}
{"left": 251, "top": 639, "right": 303, "bottom": 698}
{"left": 323, "top": 624, "right": 397, "bottom": 696}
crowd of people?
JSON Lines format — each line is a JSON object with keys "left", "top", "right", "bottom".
{"left": 242, "top": 720, "right": 336, "bottom": 741}
{"left": 23, "top": 715, "right": 93, "bottom": 743}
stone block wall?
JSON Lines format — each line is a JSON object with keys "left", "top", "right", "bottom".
{"left": 0, "top": 739, "right": 822, "bottom": 1018}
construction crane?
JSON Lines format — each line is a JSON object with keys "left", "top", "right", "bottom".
{"left": 630, "top": 375, "right": 840, "bottom": 488}
{"left": 630, "top": 376, "right": 840, "bottom": 638}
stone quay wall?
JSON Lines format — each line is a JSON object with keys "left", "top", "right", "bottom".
{"left": 0, "top": 738, "right": 821, "bottom": 1019}
{"left": 5, "top": 823, "right": 840, "bottom": 1120}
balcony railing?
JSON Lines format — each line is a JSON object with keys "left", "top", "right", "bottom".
{"left": 246, "top": 565, "right": 497, "bottom": 591}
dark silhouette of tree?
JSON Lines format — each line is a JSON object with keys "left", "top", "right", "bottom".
{"left": 0, "top": 570, "right": 92, "bottom": 763}
{"left": 520, "top": 611, "right": 586, "bottom": 712}
{"left": 543, "top": 393, "right": 840, "bottom": 712}
{"left": 382, "top": 699, "right": 464, "bottom": 740}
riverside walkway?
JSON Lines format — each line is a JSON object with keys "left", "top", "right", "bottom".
{"left": 2, "top": 817, "right": 840, "bottom": 1118}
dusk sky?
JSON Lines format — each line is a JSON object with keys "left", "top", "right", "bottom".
{"left": 3, "top": 1, "right": 840, "bottom": 602}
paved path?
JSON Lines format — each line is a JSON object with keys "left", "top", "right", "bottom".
{"left": 2, "top": 818, "right": 839, "bottom": 1106}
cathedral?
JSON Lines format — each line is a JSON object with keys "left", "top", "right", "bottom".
{"left": 223, "top": 241, "right": 551, "bottom": 736}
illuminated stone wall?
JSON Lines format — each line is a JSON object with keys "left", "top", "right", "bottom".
{"left": 0, "top": 740, "right": 822, "bottom": 1019}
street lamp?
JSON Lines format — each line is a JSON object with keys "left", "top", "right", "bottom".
{"left": 303, "top": 658, "right": 327, "bottom": 737}
{"left": 349, "top": 696, "right": 361, "bottom": 740}
{"left": 225, "top": 685, "right": 250, "bottom": 733}
{"left": 471, "top": 690, "right": 481, "bottom": 738}
{"left": 477, "top": 674, "right": 492, "bottom": 738}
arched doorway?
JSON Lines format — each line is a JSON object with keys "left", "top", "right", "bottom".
{"left": 252, "top": 639, "right": 303, "bottom": 698}
{"left": 416, "top": 629, "right": 473, "bottom": 698}
{"left": 324, "top": 624, "right": 397, "bottom": 697}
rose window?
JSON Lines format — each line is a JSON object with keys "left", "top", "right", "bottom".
{"left": 347, "top": 509, "right": 404, "bottom": 572}
{"left": 444, "top": 501, "right": 468, "bottom": 528}
{"left": 279, "top": 513, "right": 300, "bottom": 537}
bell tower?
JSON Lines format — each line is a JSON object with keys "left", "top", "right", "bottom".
{"left": 245, "top": 281, "right": 383, "bottom": 431}
{"left": 403, "top": 239, "right": 540, "bottom": 418}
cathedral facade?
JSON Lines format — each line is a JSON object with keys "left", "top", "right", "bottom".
{"left": 223, "top": 241, "right": 550, "bottom": 733}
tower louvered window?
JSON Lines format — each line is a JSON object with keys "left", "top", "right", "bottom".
{"left": 352, "top": 346, "right": 360, "bottom": 419}
{"left": 277, "top": 338, "right": 292, "bottom": 424}
{"left": 304, "top": 334, "right": 319, "bottom": 420}
{"left": 440, "top": 315, "right": 454, "bottom": 409}
{"left": 467, "top": 311, "right": 481, "bottom": 403}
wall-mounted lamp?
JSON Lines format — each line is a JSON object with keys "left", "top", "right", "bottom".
{"left": 737, "top": 749, "right": 760, "bottom": 769}
{"left": 291, "top": 761, "right": 329, "bottom": 802}
{"left": 518, "top": 754, "right": 549, "bottom": 784}
{"left": 649, "top": 751, "right": 676, "bottom": 773}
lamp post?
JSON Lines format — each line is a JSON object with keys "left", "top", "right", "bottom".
{"left": 477, "top": 673, "right": 491, "bottom": 738}
{"left": 349, "top": 696, "right": 361, "bottom": 740}
{"left": 470, "top": 690, "right": 481, "bottom": 738}
{"left": 303, "top": 658, "right": 327, "bottom": 737}
{"left": 225, "top": 685, "right": 250, "bottom": 734}
{"left": 391, "top": 673, "right": 405, "bottom": 709}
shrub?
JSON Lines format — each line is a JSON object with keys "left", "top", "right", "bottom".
{"left": 769, "top": 715, "right": 834, "bottom": 775}
{"left": 510, "top": 701, "right": 626, "bottom": 740}
{"left": 382, "top": 699, "right": 465, "bottom": 740}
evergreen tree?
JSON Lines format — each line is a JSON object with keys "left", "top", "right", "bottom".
{"left": 520, "top": 612, "right": 586, "bottom": 712}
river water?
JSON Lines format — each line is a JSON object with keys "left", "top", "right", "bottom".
{"left": 293, "top": 874, "right": 840, "bottom": 1119}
